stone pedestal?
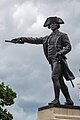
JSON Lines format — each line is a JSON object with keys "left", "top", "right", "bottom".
{"left": 37, "top": 104, "right": 80, "bottom": 120}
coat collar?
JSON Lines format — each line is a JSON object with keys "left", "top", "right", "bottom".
{"left": 51, "top": 29, "right": 61, "bottom": 36}
{"left": 44, "top": 29, "right": 62, "bottom": 44}
{"left": 50, "top": 30, "right": 62, "bottom": 47}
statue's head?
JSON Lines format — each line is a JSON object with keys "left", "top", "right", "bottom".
{"left": 43, "top": 16, "right": 64, "bottom": 31}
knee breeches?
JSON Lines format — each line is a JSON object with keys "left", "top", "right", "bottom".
{"left": 51, "top": 62, "right": 61, "bottom": 90}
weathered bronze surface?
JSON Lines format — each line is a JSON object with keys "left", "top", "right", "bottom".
{"left": 5, "top": 16, "right": 75, "bottom": 105}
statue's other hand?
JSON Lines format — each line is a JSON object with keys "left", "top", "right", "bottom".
{"left": 55, "top": 52, "right": 62, "bottom": 60}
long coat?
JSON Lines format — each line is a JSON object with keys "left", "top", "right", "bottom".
{"left": 21, "top": 30, "right": 75, "bottom": 81}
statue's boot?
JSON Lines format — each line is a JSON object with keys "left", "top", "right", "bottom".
{"left": 51, "top": 99, "right": 60, "bottom": 105}
{"left": 50, "top": 85, "right": 60, "bottom": 105}
{"left": 48, "top": 87, "right": 60, "bottom": 105}
{"left": 65, "top": 98, "right": 74, "bottom": 105}
{"left": 59, "top": 76, "right": 74, "bottom": 106}
{"left": 62, "top": 88, "right": 74, "bottom": 105}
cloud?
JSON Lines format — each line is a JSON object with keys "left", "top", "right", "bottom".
{"left": 12, "top": 2, "right": 38, "bottom": 33}
{"left": 7, "top": 103, "right": 36, "bottom": 120}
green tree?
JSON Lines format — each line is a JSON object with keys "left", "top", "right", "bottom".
{"left": 0, "top": 82, "right": 16, "bottom": 120}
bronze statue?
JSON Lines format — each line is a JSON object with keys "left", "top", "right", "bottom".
{"left": 5, "top": 16, "right": 75, "bottom": 105}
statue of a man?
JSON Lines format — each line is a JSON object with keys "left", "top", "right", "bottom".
{"left": 6, "top": 16, "right": 75, "bottom": 105}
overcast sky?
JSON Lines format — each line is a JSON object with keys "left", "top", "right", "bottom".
{"left": 0, "top": 0, "right": 80, "bottom": 120}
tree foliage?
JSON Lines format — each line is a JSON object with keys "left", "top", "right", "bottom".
{"left": 0, "top": 82, "right": 16, "bottom": 120}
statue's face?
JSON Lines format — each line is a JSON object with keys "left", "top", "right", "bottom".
{"left": 49, "top": 23, "right": 59, "bottom": 31}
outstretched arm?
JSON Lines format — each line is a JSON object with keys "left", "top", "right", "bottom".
{"left": 5, "top": 36, "right": 48, "bottom": 45}
{"left": 20, "top": 37, "right": 44, "bottom": 44}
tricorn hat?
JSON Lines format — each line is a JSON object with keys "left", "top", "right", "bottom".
{"left": 44, "top": 16, "right": 64, "bottom": 27}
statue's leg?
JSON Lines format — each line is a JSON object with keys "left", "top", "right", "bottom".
{"left": 59, "top": 75, "right": 74, "bottom": 105}
{"left": 51, "top": 62, "right": 61, "bottom": 104}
